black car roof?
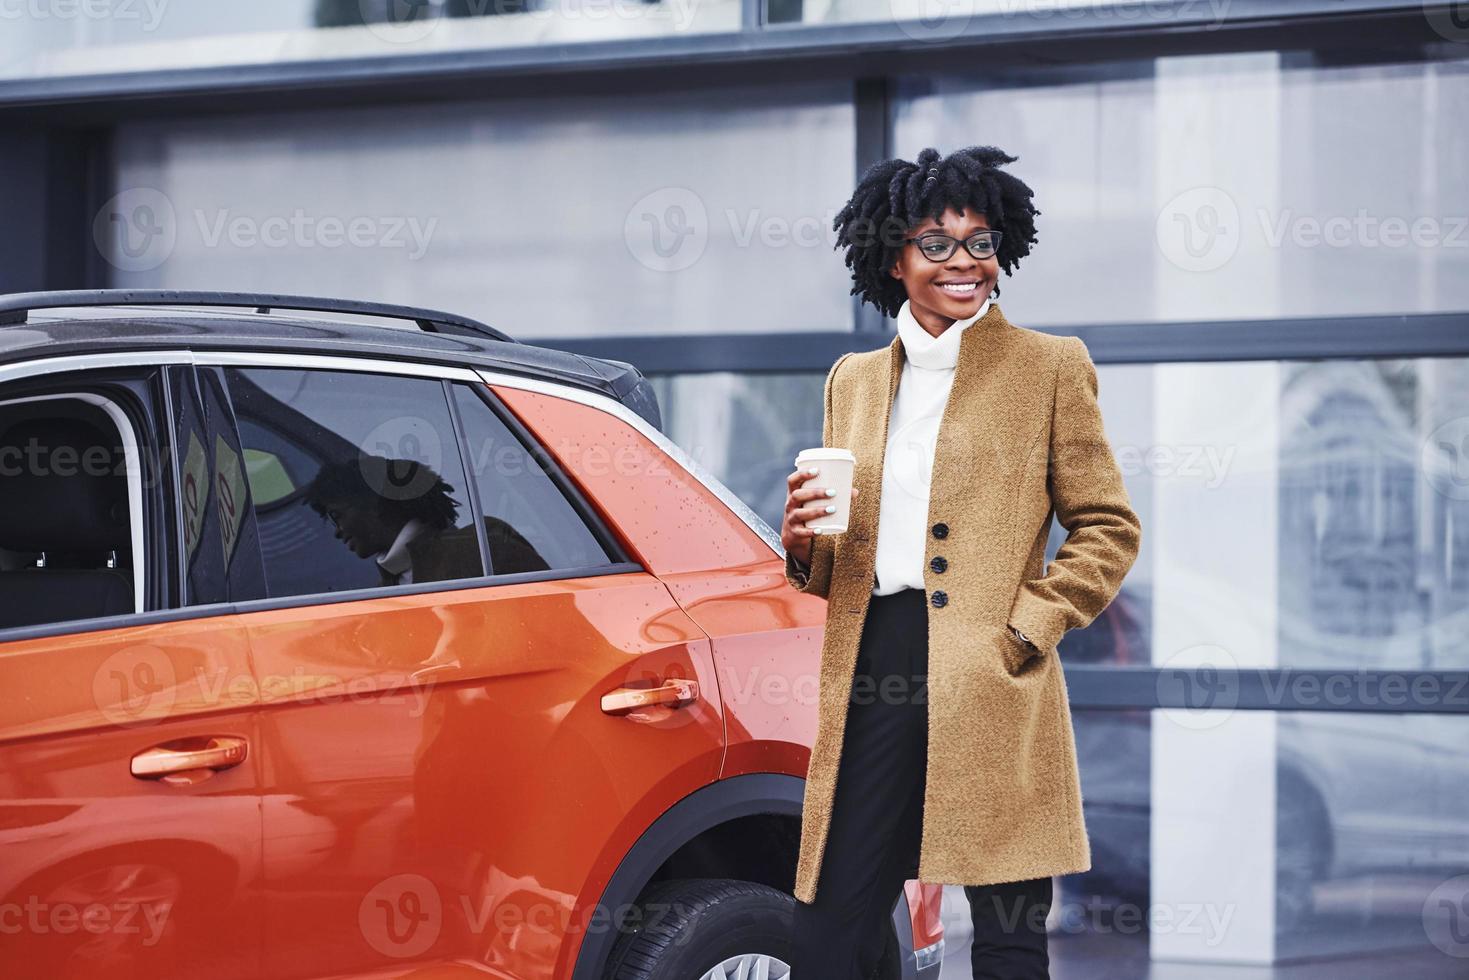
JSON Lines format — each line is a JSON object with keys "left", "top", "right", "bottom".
{"left": 0, "top": 291, "right": 661, "bottom": 430}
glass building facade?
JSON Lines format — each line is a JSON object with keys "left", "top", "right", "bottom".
{"left": 0, "top": 0, "right": 740, "bottom": 80}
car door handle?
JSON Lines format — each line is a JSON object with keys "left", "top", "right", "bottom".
{"left": 601, "top": 678, "right": 699, "bottom": 716}
{"left": 131, "top": 736, "right": 249, "bottom": 785}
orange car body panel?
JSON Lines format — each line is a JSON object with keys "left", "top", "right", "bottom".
{"left": 0, "top": 617, "right": 264, "bottom": 979}
{"left": 491, "top": 385, "right": 826, "bottom": 781}
{"left": 240, "top": 571, "right": 722, "bottom": 978}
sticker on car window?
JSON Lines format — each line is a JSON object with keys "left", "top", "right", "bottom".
{"left": 215, "top": 434, "right": 247, "bottom": 562}
{"left": 181, "top": 429, "right": 209, "bottom": 562}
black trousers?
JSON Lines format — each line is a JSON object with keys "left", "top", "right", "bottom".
{"left": 791, "top": 586, "right": 1053, "bottom": 980}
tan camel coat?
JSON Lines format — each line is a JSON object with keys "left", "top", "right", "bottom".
{"left": 785, "top": 300, "right": 1141, "bottom": 905}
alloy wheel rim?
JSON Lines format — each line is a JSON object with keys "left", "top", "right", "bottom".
{"left": 697, "top": 953, "right": 791, "bottom": 980}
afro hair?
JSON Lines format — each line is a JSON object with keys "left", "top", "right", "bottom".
{"left": 303, "top": 454, "right": 462, "bottom": 533}
{"left": 832, "top": 145, "right": 1040, "bottom": 318}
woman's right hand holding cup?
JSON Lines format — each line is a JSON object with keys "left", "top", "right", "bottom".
{"left": 782, "top": 464, "right": 859, "bottom": 567}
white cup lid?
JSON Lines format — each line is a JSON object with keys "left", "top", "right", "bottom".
{"left": 795, "top": 447, "right": 855, "bottom": 464}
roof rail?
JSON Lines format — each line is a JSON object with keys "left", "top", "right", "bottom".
{"left": 0, "top": 290, "right": 516, "bottom": 343}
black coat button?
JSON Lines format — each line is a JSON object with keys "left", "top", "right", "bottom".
{"left": 930, "top": 590, "right": 948, "bottom": 608}
{"left": 930, "top": 556, "right": 947, "bottom": 573}
{"left": 932, "top": 522, "right": 949, "bottom": 539}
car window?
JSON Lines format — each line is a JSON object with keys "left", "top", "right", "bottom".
{"left": 452, "top": 384, "right": 611, "bottom": 575}
{"left": 224, "top": 368, "right": 483, "bottom": 598}
{"left": 0, "top": 396, "right": 142, "bottom": 630}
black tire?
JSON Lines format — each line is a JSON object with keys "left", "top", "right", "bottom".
{"left": 605, "top": 878, "right": 795, "bottom": 980}
{"left": 1276, "top": 774, "right": 1332, "bottom": 934}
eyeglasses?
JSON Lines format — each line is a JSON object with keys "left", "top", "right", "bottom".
{"left": 904, "top": 230, "right": 1003, "bottom": 262}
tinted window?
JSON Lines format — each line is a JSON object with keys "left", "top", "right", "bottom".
{"left": 225, "top": 369, "right": 483, "bottom": 598}
{"left": 0, "top": 398, "right": 139, "bottom": 630}
{"left": 452, "top": 385, "right": 610, "bottom": 575}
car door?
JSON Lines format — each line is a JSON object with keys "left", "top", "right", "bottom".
{"left": 0, "top": 365, "right": 264, "bottom": 980}
{"left": 209, "top": 362, "right": 724, "bottom": 979}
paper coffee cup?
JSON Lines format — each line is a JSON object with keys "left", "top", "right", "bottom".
{"left": 794, "top": 447, "right": 856, "bottom": 534}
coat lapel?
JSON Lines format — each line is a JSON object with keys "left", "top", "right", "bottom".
{"left": 929, "top": 301, "right": 1037, "bottom": 515}
{"left": 846, "top": 301, "right": 1019, "bottom": 558}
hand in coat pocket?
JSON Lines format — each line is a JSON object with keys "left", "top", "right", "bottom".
{"left": 1000, "top": 624, "right": 1044, "bottom": 676}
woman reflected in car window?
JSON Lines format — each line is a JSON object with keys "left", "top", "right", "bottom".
{"left": 303, "top": 453, "right": 548, "bottom": 585}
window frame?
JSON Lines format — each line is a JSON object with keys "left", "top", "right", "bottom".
{"left": 200, "top": 358, "right": 643, "bottom": 609}
{"left": 219, "top": 363, "right": 495, "bottom": 596}
{"left": 0, "top": 348, "right": 707, "bottom": 641}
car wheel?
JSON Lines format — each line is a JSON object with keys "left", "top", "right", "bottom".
{"left": 1275, "top": 774, "right": 1331, "bottom": 934}
{"left": 606, "top": 878, "right": 794, "bottom": 980}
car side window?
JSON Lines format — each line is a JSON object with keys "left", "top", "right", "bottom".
{"left": 452, "top": 384, "right": 611, "bottom": 575}
{"left": 224, "top": 368, "right": 483, "bottom": 599}
{"left": 0, "top": 395, "right": 142, "bottom": 631}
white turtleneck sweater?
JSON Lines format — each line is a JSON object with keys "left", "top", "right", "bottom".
{"left": 871, "top": 294, "right": 992, "bottom": 596}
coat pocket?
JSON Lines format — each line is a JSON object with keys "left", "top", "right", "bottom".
{"left": 999, "top": 624, "right": 1043, "bottom": 677}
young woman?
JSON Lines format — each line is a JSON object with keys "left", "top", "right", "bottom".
{"left": 782, "top": 145, "right": 1142, "bottom": 978}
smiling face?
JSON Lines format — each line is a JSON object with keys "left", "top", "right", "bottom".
{"left": 887, "top": 207, "right": 1000, "bottom": 336}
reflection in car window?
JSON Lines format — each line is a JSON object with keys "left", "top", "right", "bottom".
{"left": 224, "top": 368, "right": 485, "bottom": 598}
{"left": 452, "top": 385, "right": 610, "bottom": 574}
{"left": 173, "top": 367, "right": 269, "bottom": 606}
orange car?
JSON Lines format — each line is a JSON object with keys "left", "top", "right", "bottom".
{"left": 0, "top": 291, "right": 945, "bottom": 980}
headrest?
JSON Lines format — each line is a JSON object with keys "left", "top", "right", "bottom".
{"left": 0, "top": 416, "right": 131, "bottom": 552}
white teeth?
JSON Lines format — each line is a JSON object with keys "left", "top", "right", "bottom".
{"left": 940, "top": 282, "right": 978, "bottom": 294}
